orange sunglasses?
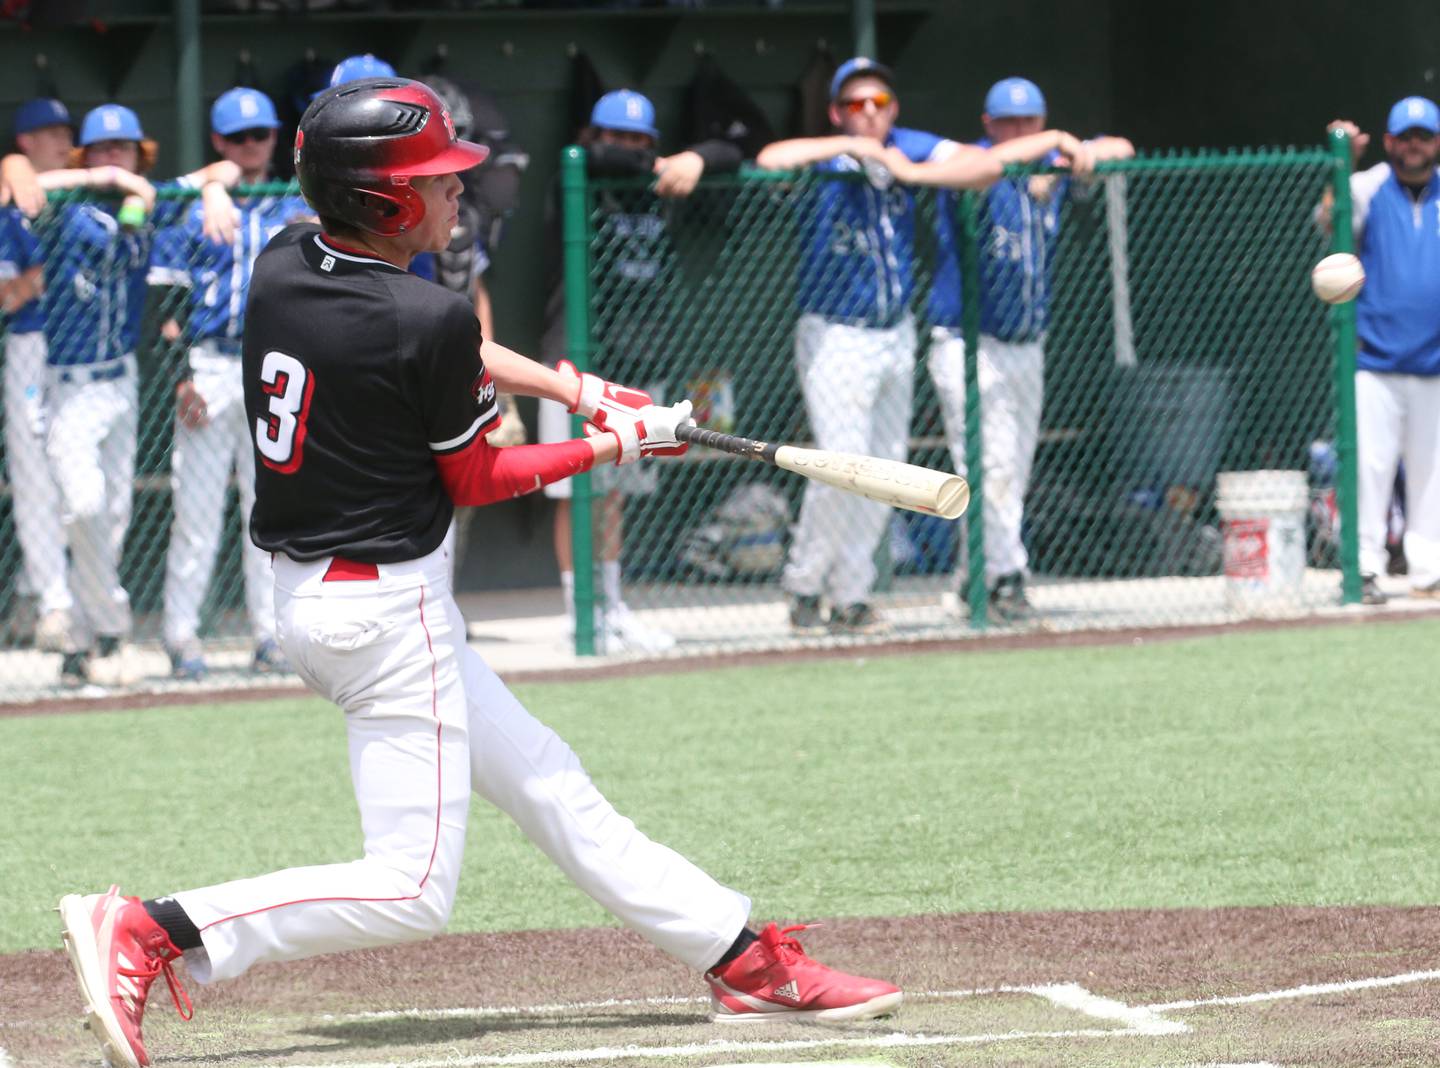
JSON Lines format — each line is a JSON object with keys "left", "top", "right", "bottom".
{"left": 839, "top": 91, "right": 894, "bottom": 114}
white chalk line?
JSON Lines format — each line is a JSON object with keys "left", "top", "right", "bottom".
{"left": 0, "top": 1044, "right": 13, "bottom": 1068}
{"left": 294, "top": 967, "right": 1440, "bottom": 1067}
{"left": 282, "top": 1026, "right": 1137, "bottom": 1068}
{"left": 1146, "top": 967, "right": 1440, "bottom": 1012}
{"left": 1030, "top": 982, "right": 1188, "bottom": 1035}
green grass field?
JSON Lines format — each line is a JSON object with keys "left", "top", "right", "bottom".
{"left": 4, "top": 618, "right": 1437, "bottom": 954}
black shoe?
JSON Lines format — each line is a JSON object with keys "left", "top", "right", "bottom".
{"left": 789, "top": 595, "right": 827, "bottom": 634}
{"left": 60, "top": 651, "right": 91, "bottom": 687}
{"left": 95, "top": 635, "right": 122, "bottom": 658}
{"left": 829, "top": 602, "right": 887, "bottom": 635}
{"left": 989, "top": 572, "right": 1034, "bottom": 622}
{"left": 1361, "top": 573, "right": 1388, "bottom": 606}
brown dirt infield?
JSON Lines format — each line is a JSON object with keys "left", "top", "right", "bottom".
{"left": 5, "top": 906, "right": 1440, "bottom": 1067}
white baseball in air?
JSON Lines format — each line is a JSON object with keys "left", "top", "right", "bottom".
{"left": 1310, "top": 253, "right": 1365, "bottom": 305}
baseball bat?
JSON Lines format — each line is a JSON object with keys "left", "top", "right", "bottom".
{"left": 676, "top": 424, "right": 970, "bottom": 520}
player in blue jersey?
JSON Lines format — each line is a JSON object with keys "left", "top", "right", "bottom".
{"left": 1324, "top": 98, "right": 1440, "bottom": 604}
{"left": 30, "top": 104, "right": 243, "bottom": 686}
{"left": 148, "top": 88, "right": 311, "bottom": 681}
{"left": 924, "top": 76, "right": 1132, "bottom": 621}
{"left": 537, "top": 89, "right": 743, "bottom": 653}
{"left": 1, "top": 98, "right": 75, "bottom": 654}
{"left": 755, "top": 58, "right": 999, "bottom": 634}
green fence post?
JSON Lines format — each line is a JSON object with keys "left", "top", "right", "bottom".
{"left": 959, "top": 190, "right": 988, "bottom": 628}
{"left": 561, "top": 146, "right": 597, "bottom": 655}
{"left": 1328, "top": 129, "right": 1362, "bottom": 605}
{"left": 850, "top": 0, "right": 876, "bottom": 59}
{"left": 172, "top": 0, "right": 203, "bottom": 175}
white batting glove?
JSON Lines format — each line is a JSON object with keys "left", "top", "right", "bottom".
{"left": 558, "top": 358, "right": 652, "bottom": 428}
{"left": 586, "top": 400, "right": 694, "bottom": 465}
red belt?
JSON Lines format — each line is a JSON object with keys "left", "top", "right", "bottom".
{"left": 322, "top": 557, "right": 380, "bottom": 582}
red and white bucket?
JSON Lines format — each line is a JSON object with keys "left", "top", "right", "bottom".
{"left": 1216, "top": 470, "right": 1308, "bottom": 617}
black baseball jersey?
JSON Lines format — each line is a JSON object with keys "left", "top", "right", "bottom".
{"left": 244, "top": 225, "right": 500, "bottom": 562}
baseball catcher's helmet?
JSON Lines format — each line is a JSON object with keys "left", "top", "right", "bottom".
{"left": 295, "top": 77, "right": 489, "bottom": 236}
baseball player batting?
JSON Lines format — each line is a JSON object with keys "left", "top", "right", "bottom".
{"left": 58, "top": 76, "right": 900, "bottom": 1068}
{"left": 149, "top": 87, "right": 308, "bottom": 680}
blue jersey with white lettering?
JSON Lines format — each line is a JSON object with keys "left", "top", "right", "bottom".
{"left": 961, "top": 139, "right": 1070, "bottom": 341}
{"left": 797, "top": 127, "right": 956, "bottom": 326}
{"left": 148, "top": 193, "right": 310, "bottom": 342}
{"left": 0, "top": 207, "right": 44, "bottom": 334}
{"left": 1350, "top": 163, "right": 1440, "bottom": 376}
{"left": 40, "top": 201, "right": 152, "bottom": 365}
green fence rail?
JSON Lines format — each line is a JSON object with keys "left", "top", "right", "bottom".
{"left": 565, "top": 146, "right": 1361, "bottom": 654}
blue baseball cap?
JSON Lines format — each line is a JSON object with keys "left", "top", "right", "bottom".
{"left": 78, "top": 104, "right": 145, "bottom": 146}
{"left": 211, "top": 87, "right": 280, "bottom": 136}
{"left": 985, "top": 77, "right": 1047, "bottom": 119}
{"left": 590, "top": 89, "right": 658, "bottom": 138}
{"left": 14, "top": 97, "right": 70, "bottom": 137}
{"left": 829, "top": 57, "right": 896, "bottom": 101}
{"left": 1387, "top": 96, "right": 1440, "bottom": 136}
{"left": 329, "top": 54, "right": 397, "bottom": 88}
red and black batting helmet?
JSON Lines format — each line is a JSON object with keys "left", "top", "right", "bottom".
{"left": 295, "top": 77, "right": 489, "bottom": 236}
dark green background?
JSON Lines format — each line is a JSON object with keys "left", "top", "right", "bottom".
{"left": 0, "top": 0, "right": 1418, "bottom": 590}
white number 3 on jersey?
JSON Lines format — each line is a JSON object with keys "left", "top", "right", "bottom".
{"left": 255, "top": 350, "right": 314, "bottom": 474}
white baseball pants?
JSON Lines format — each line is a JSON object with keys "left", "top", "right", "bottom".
{"left": 928, "top": 329, "right": 1044, "bottom": 582}
{"left": 174, "top": 542, "right": 749, "bottom": 984}
{"left": 782, "top": 313, "right": 916, "bottom": 608}
{"left": 45, "top": 356, "right": 137, "bottom": 642}
{"left": 163, "top": 347, "right": 275, "bottom": 648}
{"left": 1356, "top": 370, "right": 1440, "bottom": 588}
{"left": 4, "top": 331, "right": 69, "bottom": 615}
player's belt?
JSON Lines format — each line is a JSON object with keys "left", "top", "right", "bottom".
{"left": 51, "top": 358, "right": 127, "bottom": 384}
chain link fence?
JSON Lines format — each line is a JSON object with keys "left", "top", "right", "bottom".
{"left": 0, "top": 147, "right": 1361, "bottom": 699}
{"left": 0, "top": 184, "right": 306, "bottom": 700}
{"left": 567, "top": 146, "right": 1361, "bottom": 654}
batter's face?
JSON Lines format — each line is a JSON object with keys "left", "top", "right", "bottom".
{"left": 983, "top": 114, "right": 1046, "bottom": 144}
{"left": 410, "top": 171, "right": 463, "bottom": 254}
{"left": 831, "top": 75, "right": 898, "bottom": 141}
{"left": 83, "top": 139, "right": 141, "bottom": 173}
{"left": 211, "top": 127, "right": 277, "bottom": 180}
{"left": 17, "top": 124, "right": 73, "bottom": 172}
{"left": 1385, "top": 128, "right": 1440, "bottom": 184}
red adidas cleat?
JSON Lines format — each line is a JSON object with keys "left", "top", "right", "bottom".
{"left": 705, "top": 922, "right": 902, "bottom": 1023}
{"left": 58, "top": 886, "right": 192, "bottom": 1068}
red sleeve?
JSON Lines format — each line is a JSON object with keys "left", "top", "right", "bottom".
{"left": 435, "top": 435, "right": 597, "bottom": 506}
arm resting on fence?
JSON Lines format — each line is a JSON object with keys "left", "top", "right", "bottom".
{"left": 884, "top": 143, "right": 1002, "bottom": 188}
{"left": 756, "top": 135, "right": 883, "bottom": 170}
